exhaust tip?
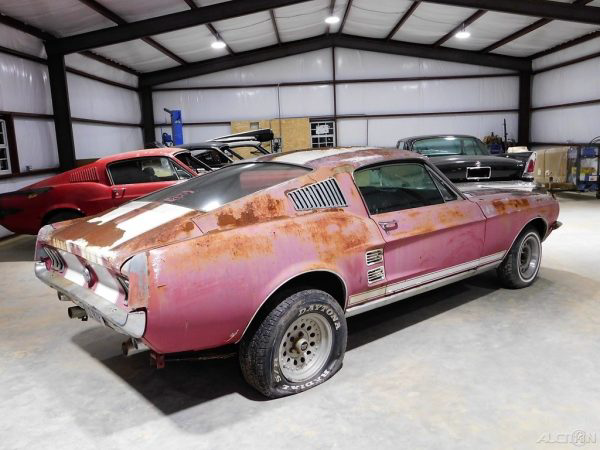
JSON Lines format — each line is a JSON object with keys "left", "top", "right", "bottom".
{"left": 67, "top": 306, "right": 87, "bottom": 320}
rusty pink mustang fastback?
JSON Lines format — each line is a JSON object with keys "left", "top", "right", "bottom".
{"left": 35, "top": 147, "right": 561, "bottom": 397}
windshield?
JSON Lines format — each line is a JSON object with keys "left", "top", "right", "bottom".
{"left": 412, "top": 137, "right": 489, "bottom": 156}
{"left": 189, "top": 148, "right": 232, "bottom": 168}
{"left": 175, "top": 152, "right": 213, "bottom": 172}
{"left": 143, "top": 163, "right": 311, "bottom": 212}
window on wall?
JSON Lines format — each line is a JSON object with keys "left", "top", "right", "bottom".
{"left": 0, "top": 119, "right": 12, "bottom": 175}
{"left": 310, "top": 120, "right": 335, "bottom": 148}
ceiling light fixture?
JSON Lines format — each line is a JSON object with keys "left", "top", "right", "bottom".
{"left": 455, "top": 24, "right": 471, "bottom": 39}
{"left": 325, "top": 15, "right": 340, "bottom": 24}
{"left": 211, "top": 40, "right": 227, "bottom": 49}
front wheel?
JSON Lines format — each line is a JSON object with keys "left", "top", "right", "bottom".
{"left": 239, "top": 289, "right": 347, "bottom": 398}
{"left": 497, "top": 227, "right": 542, "bottom": 289}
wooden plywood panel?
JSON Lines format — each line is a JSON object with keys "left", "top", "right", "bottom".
{"left": 231, "top": 117, "right": 311, "bottom": 155}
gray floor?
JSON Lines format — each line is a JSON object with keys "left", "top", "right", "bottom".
{"left": 1, "top": 193, "right": 599, "bottom": 450}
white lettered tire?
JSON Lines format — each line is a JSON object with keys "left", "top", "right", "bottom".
{"left": 239, "top": 289, "right": 347, "bottom": 398}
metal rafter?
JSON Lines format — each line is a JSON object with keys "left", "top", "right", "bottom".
{"left": 337, "top": 0, "right": 354, "bottom": 34}
{"left": 421, "top": 0, "right": 600, "bottom": 25}
{"left": 77, "top": 0, "right": 187, "bottom": 65}
{"left": 531, "top": 29, "right": 600, "bottom": 59}
{"left": 140, "top": 34, "right": 530, "bottom": 86}
{"left": 482, "top": 0, "right": 595, "bottom": 54}
{"left": 46, "top": 0, "right": 312, "bottom": 55}
{"left": 270, "top": 10, "right": 282, "bottom": 44}
{"left": 0, "top": 12, "right": 138, "bottom": 74}
{"left": 433, "top": 9, "right": 486, "bottom": 46}
{"left": 386, "top": 2, "right": 420, "bottom": 40}
{"left": 184, "top": 0, "right": 234, "bottom": 55}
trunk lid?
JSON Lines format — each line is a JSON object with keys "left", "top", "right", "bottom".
{"left": 39, "top": 200, "right": 202, "bottom": 271}
{"left": 431, "top": 155, "right": 525, "bottom": 182}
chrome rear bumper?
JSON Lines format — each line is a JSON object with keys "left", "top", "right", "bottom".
{"left": 35, "top": 262, "right": 146, "bottom": 338}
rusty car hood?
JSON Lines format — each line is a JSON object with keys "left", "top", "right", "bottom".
{"left": 40, "top": 200, "right": 202, "bottom": 270}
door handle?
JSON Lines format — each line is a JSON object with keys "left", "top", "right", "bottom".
{"left": 378, "top": 220, "right": 398, "bottom": 231}
{"left": 112, "top": 188, "right": 126, "bottom": 199}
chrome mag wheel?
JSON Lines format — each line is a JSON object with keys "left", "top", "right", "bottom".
{"left": 518, "top": 233, "right": 541, "bottom": 280}
{"left": 278, "top": 312, "right": 333, "bottom": 383}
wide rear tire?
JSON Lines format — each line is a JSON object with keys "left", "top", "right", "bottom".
{"left": 239, "top": 289, "right": 347, "bottom": 398}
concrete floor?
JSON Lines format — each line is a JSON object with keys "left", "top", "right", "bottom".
{"left": 1, "top": 193, "right": 599, "bottom": 449}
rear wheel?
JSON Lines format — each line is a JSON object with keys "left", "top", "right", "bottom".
{"left": 497, "top": 227, "right": 542, "bottom": 288}
{"left": 44, "top": 210, "right": 83, "bottom": 225}
{"left": 239, "top": 289, "right": 347, "bottom": 398}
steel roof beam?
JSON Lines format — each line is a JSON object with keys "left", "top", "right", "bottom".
{"left": 140, "top": 33, "right": 530, "bottom": 86}
{"left": 46, "top": 0, "right": 312, "bottom": 55}
{"left": 421, "top": 0, "right": 600, "bottom": 25}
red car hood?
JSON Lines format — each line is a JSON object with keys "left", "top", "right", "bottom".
{"left": 39, "top": 200, "right": 202, "bottom": 270}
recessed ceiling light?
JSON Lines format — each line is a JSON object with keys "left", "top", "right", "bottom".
{"left": 455, "top": 25, "right": 471, "bottom": 39}
{"left": 325, "top": 15, "right": 340, "bottom": 24}
{"left": 211, "top": 40, "right": 227, "bottom": 49}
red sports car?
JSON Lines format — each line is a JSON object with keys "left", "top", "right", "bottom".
{"left": 0, "top": 147, "right": 204, "bottom": 235}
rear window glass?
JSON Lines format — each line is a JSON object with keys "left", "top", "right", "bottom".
{"left": 142, "top": 163, "right": 311, "bottom": 212}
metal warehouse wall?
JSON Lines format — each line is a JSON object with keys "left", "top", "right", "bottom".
{"left": 152, "top": 48, "right": 520, "bottom": 148}
{"left": 531, "top": 36, "right": 600, "bottom": 145}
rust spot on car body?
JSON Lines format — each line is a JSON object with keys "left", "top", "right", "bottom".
{"left": 217, "top": 195, "right": 286, "bottom": 228}
{"left": 492, "top": 197, "right": 530, "bottom": 215}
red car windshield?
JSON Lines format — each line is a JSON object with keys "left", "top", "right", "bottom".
{"left": 142, "top": 163, "right": 311, "bottom": 212}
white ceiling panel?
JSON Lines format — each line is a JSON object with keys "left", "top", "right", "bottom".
{"left": 93, "top": 40, "right": 179, "bottom": 72}
{"left": 275, "top": 0, "right": 347, "bottom": 41}
{"left": 152, "top": 25, "right": 228, "bottom": 63}
{"left": 99, "top": 0, "right": 188, "bottom": 22}
{"left": 212, "top": 11, "right": 277, "bottom": 52}
{"left": 493, "top": 20, "right": 600, "bottom": 57}
{"left": 343, "top": 0, "right": 413, "bottom": 39}
{"left": 0, "top": 0, "right": 114, "bottom": 37}
{"left": 0, "top": 22, "right": 46, "bottom": 58}
{"left": 391, "top": 3, "right": 477, "bottom": 44}
{"left": 65, "top": 53, "right": 138, "bottom": 86}
{"left": 443, "top": 12, "right": 539, "bottom": 52}
{"left": 391, "top": 3, "right": 479, "bottom": 44}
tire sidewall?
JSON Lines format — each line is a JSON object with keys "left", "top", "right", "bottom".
{"left": 514, "top": 230, "right": 542, "bottom": 285}
{"left": 266, "top": 290, "right": 347, "bottom": 397}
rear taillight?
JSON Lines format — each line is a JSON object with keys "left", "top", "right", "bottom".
{"left": 523, "top": 152, "right": 536, "bottom": 179}
{"left": 117, "top": 275, "right": 129, "bottom": 304}
{"left": 39, "top": 246, "right": 65, "bottom": 272}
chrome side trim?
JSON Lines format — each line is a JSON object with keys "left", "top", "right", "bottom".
{"left": 346, "top": 257, "right": 503, "bottom": 317}
{"left": 35, "top": 262, "right": 145, "bottom": 338}
{"left": 348, "top": 251, "right": 506, "bottom": 307}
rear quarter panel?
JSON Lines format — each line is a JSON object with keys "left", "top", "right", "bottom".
{"left": 471, "top": 191, "right": 559, "bottom": 256}
{"left": 139, "top": 171, "right": 385, "bottom": 354}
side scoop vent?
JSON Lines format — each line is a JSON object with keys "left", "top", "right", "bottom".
{"left": 366, "top": 249, "right": 384, "bottom": 266}
{"left": 367, "top": 266, "right": 385, "bottom": 284}
{"left": 287, "top": 178, "right": 347, "bottom": 211}
{"left": 69, "top": 167, "right": 99, "bottom": 183}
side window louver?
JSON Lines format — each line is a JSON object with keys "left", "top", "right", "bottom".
{"left": 287, "top": 178, "right": 348, "bottom": 211}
